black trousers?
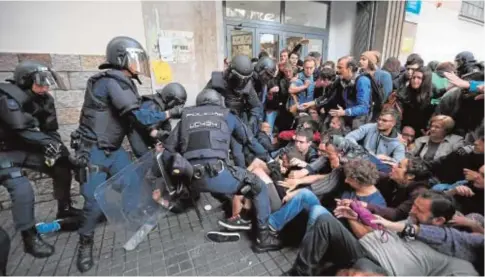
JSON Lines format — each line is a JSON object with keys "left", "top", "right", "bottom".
{"left": 291, "top": 214, "right": 386, "bottom": 276}
{"left": 1, "top": 150, "right": 72, "bottom": 201}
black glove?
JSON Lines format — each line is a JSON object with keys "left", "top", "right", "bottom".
{"left": 168, "top": 105, "right": 184, "bottom": 119}
{"left": 44, "top": 143, "right": 62, "bottom": 167}
{"left": 456, "top": 146, "right": 472, "bottom": 156}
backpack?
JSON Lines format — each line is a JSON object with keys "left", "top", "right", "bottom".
{"left": 353, "top": 72, "right": 385, "bottom": 121}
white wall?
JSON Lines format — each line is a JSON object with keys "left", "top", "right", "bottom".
{"left": 0, "top": 1, "right": 147, "bottom": 55}
{"left": 328, "top": 0, "right": 357, "bottom": 61}
{"left": 412, "top": 0, "right": 485, "bottom": 63}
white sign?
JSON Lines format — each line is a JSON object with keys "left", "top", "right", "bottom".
{"left": 158, "top": 30, "right": 195, "bottom": 64}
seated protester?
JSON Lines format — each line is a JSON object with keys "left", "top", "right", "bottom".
{"left": 372, "top": 191, "right": 484, "bottom": 275}
{"left": 411, "top": 115, "right": 464, "bottom": 161}
{"left": 292, "top": 134, "right": 393, "bottom": 204}
{"left": 394, "top": 66, "right": 436, "bottom": 137}
{"left": 443, "top": 165, "right": 484, "bottom": 216}
{"left": 267, "top": 159, "right": 386, "bottom": 236}
{"left": 271, "top": 128, "right": 318, "bottom": 169}
{"left": 314, "top": 67, "right": 336, "bottom": 99}
{"left": 362, "top": 157, "right": 432, "bottom": 221}
{"left": 278, "top": 116, "right": 320, "bottom": 144}
{"left": 288, "top": 57, "right": 316, "bottom": 113}
{"left": 320, "top": 115, "right": 350, "bottom": 136}
{"left": 285, "top": 191, "right": 480, "bottom": 276}
{"left": 228, "top": 147, "right": 307, "bottom": 228}
{"left": 428, "top": 134, "right": 484, "bottom": 184}
{"left": 400, "top": 125, "right": 416, "bottom": 153}
{"left": 307, "top": 106, "right": 323, "bottom": 130}
{"left": 345, "top": 109, "right": 405, "bottom": 163}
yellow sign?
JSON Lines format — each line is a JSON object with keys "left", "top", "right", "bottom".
{"left": 151, "top": 60, "right": 172, "bottom": 84}
{"left": 401, "top": 37, "right": 415, "bottom": 54}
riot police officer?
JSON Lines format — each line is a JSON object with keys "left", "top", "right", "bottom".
{"left": 0, "top": 60, "right": 80, "bottom": 258}
{"left": 252, "top": 56, "right": 277, "bottom": 104}
{"left": 162, "top": 88, "right": 282, "bottom": 253}
{"left": 71, "top": 36, "right": 172, "bottom": 272}
{"left": 206, "top": 55, "right": 263, "bottom": 166}
{"left": 127, "top": 82, "right": 187, "bottom": 157}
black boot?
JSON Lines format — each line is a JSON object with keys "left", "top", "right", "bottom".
{"left": 253, "top": 226, "right": 282, "bottom": 253}
{"left": 21, "top": 226, "right": 55, "bottom": 258}
{"left": 77, "top": 235, "right": 94, "bottom": 273}
{"left": 56, "top": 200, "right": 82, "bottom": 219}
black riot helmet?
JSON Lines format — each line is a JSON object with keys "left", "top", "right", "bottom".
{"left": 196, "top": 89, "right": 224, "bottom": 107}
{"left": 99, "top": 36, "right": 150, "bottom": 79}
{"left": 156, "top": 82, "right": 187, "bottom": 109}
{"left": 254, "top": 57, "right": 276, "bottom": 84}
{"left": 12, "top": 60, "right": 67, "bottom": 90}
{"left": 224, "top": 55, "right": 253, "bottom": 89}
{"left": 454, "top": 51, "right": 475, "bottom": 70}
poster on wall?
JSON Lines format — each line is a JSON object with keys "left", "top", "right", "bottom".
{"left": 158, "top": 30, "right": 195, "bottom": 64}
{"left": 231, "top": 33, "right": 253, "bottom": 58}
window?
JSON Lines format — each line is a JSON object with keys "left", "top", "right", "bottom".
{"left": 284, "top": 1, "right": 329, "bottom": 29}
{"left": 460, "top": 0, "right": 484, "bottom": 23}
{"left": 225, "top": 1, "right": 280, "bottom": 22}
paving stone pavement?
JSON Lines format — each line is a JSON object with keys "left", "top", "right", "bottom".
{"left": 2, "top": 193, "right": 300, "bottom": 276}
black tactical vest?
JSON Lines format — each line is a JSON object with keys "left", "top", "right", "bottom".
{"left": 0, "top": 83, "right": 37, "bottom": 133}
{"left": 210, "top": 71, "right": 251, "bottom": 116}
{"left": 78, "top": 70, "right": 140, "bottom": 150}
{"left": 179, "top": 105, "right": 231, "bottom": 161}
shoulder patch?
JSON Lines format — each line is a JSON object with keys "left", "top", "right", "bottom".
{"left": 7, "top": 99, "right": 20, "bottom": 110}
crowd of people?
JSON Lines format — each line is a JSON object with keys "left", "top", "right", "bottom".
{"left": 0, "top": 34, "right": 483, "bottom": 276}
{"left": 208, "top": 45, "right": 485, "bottom": 276}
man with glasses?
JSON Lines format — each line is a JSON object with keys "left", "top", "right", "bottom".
{"left": 345, "top": 109, "right": 405, "bottom": 163}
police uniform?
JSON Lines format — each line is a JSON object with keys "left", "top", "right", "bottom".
{"left": 0, "top": 75, "right": 72, "bottom": 258}
{"left": 127, "top": 82, "right": 187, "bottom": 158}
{"left": 72, "top": 36, "right": 168, "bottom": 273}
{"left": 162, "top": 89, "right": 282, "bottom": 253}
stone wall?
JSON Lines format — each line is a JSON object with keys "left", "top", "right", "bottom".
{"left": 0, "top": 52, "right": 152, "bottom": 210}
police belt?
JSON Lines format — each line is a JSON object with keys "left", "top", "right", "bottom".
{"left": 192, "top": 160, "right": 225, "bottom": 179}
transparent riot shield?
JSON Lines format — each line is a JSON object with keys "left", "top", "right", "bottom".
{"left": 94, "top": 150, "right": 165, "bottom": 250}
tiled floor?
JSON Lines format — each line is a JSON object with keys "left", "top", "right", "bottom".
{"left": 2, "top": 194, "right": 299, "bottom": 276}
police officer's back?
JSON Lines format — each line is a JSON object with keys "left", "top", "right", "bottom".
{"left": 162, "top": 89, "right": 282, "bottom": 253}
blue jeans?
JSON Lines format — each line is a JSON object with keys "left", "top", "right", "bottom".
{"left": 268, "top": 188, "right": 331, "bottom": 232}
{"left": 79, "top": 147, "right": 133, "bottom": 236}
{"left": 265, "top": 110, "right": 278, "bottom": 135}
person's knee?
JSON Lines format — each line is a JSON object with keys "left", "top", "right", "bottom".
{"left": 310, "top": 205, "right": 330, "bottom": 219}
{"left": 10, "top": 176, "right": 35, "bottom": 204}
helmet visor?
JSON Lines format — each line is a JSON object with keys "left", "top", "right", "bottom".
{"left": 32, "top": 69, "right": 68, "bottom": 90}
{"left": 228, "top": 69, "right": 252, "bottom": 89}
{"left": 126, "top": 47, "right": 150, "bottom": 77}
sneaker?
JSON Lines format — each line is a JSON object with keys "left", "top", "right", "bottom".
{"left": 206, "top": 231, "right": 240, "bottom": 243}
{"left": 218, "top": 215, "right": 252, "bottom": 231}
{"left": 253, "top": 227, "right": 282, "bottom": 253}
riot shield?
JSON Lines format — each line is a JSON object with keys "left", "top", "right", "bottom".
{"left": 94, "top": 150, "right": 165, "bottom": 249}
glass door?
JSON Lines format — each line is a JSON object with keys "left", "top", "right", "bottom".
{"left": 283, "top": 32, "right": 306, "bottom": 57}
{"left": 226, "top": 25, "right": 256, "bottom": 59}
{"left": 256, "top": 29, "right": 281, "bottom": 60}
